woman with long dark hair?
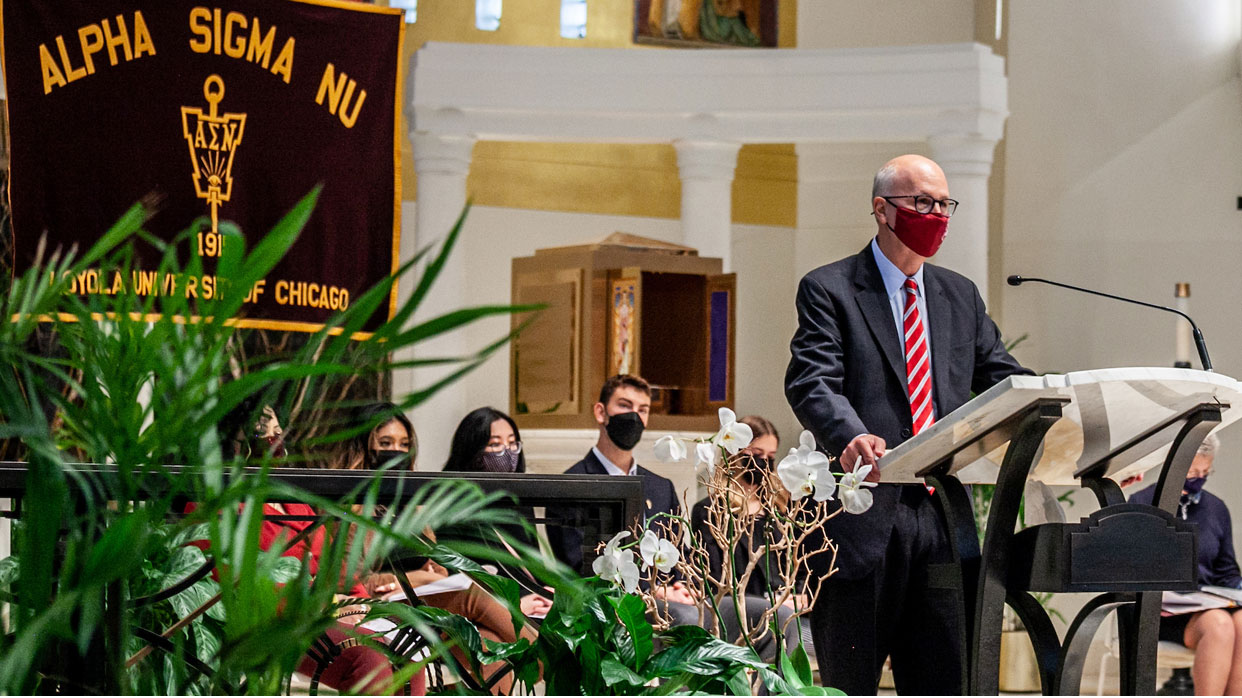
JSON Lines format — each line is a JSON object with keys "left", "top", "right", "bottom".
{"left": 441, "top": 407, "right": 552, "bottom": 614}
{"left": 443, "top": 406, "right": 526, "bottom": 474}
{"left": 326, "top": 402, "right": 416, "bottom": 471}
{"left": 207, "top": 400, "right": 422, "bottom": 695}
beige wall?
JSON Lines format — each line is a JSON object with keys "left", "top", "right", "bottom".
{"left": 1001, "top": 0, "right": 1242, "bottom": 556}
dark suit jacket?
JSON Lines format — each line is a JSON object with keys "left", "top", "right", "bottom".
{"left": 785, "top": 242, "right": 1031, "bottom": 578}
{"left": 546, "top": 449, "right": 680, "bottom": 576}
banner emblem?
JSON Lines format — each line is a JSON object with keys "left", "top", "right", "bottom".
{"left": 180, "top": 74, "right": 246, "bottom": 252}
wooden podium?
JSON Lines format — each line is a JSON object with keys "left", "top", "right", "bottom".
{"left": 877, "top": 368, "right": 1242, "bottom": 695}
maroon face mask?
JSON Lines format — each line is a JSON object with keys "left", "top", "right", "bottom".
{"left": 887, "top": 205, "right": 949, "bottom": 257}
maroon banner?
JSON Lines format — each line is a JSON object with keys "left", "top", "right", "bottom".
{"left": 2, "top": 0, "right": 405, "bottom": 332}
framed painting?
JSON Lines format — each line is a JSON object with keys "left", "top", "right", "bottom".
{"left": 634, "top": 0, "right": 778, "bottom": 48}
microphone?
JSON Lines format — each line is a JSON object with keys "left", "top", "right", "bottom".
{"left": 1006, "top": 275, "right": 1213, "bottom": 372}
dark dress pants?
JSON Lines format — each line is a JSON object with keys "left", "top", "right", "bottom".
{"left": 810, "top": 487, "right": 963, "bottom": 695}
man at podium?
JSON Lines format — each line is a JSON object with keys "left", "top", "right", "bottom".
{"left": 785, "top": 154, "right": 1032, "bottom": 694}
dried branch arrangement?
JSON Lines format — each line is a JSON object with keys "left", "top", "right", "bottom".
{"left": 595, "top": 409, "right": 878, "bottom": 662}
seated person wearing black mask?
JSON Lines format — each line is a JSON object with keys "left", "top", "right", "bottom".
{"left": 690, "top": 415, "right": 800, "bottom": 660}
{"left": 547, "top": 374, "right": 698, "bottom": 625}
{"left": 326, "top": 402, "right": 416, "bottom": 471}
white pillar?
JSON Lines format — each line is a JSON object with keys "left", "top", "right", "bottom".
{"left": 393, "top": 132, "right": 475, "bottom": 470}
{"left": 674, "top": 140, "right": 741, "bottom": 270}
{"left": 928, "top": 134, "right": 997, "bottom": 305}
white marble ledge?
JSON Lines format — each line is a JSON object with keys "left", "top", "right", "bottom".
{"left": 408, "top": 41, "right": 1007, "bottom": 144}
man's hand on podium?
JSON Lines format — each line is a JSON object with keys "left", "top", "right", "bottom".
{"left": 842, "top": 434, "right": 885, "bottom": 483}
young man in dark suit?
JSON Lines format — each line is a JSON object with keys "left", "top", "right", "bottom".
{"left": 785, "top": 154, "right": 1032, "bottom": 694}
{"left": 547, "top": 374, "right": 698, "bottom": 613}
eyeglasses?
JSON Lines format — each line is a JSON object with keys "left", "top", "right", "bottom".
{"left": 485, "top": 441, "right": 522, "bottom": 455}
{"left": 882, "top": 194, "right": 959, "bottom": 217}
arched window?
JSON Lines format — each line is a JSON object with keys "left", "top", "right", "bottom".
{"left": 561, "top": 0, "right": 587, "bottom": 39}
{"left": 389, "top": 0, "right": 417, "bottom": 24}
{"left": 476, "top": 0, "right": 502, "bottom": 31}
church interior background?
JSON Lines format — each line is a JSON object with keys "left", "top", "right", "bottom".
{"left": 3, "top": 0, "right": 1242, "bottom": 691}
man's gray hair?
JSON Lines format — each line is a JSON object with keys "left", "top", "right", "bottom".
{"left": 872, "top": 162, "right": 900, "bottom": 199}
{"left": 1198, "top": 431, "right": 1220, "bottom": 458}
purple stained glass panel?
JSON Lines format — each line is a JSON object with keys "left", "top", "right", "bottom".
{"left": 709, "top": 290, "right": 729, "bottom": 403}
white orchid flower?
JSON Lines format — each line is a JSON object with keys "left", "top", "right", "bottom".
{"left": 713, "top": 407, "right": 754, "bottom": 455}
{"left": 838, "top": 460, "right": 877, "bottom": 514}
{"left": 602, "top": 530, "right": 629, "bottom": 555}
{"left": 653, "top": 435, "right": 688, "bottom": 463}
{"left": 638, "top": 529, "right": 680, "bottom": 573}
{"left": 796, "top": 429, "right": 816, "bottom": 456}
{"left": 776, "top": 430, "right": 836, "bottom": 501}
{"left": 592, "top": 531, "right": 640, "bottom": 593}
{"left": 695, "top": 441, "right": 717, "bottom": 468}
{"left": 777, "top": 448, "right": 836, "bottom": 502}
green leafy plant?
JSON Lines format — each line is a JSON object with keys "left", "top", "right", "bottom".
{"left": 452, "top": 573, "right": 771, "bottom": 696}
{"left": 0, "top": 192, "right": 543, "bottom": 693}
{"left": 0, "top": 190, "right": 851, "bottom": 694}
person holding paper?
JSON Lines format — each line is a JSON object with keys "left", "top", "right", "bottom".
{"left": 785, "top": 154, "right": 1032, "bottom": 694}
{"left": 1129, "top": 433, "right": 1242, "bottom": 695}
{"left": 440, "top": 406, "right": 555, "bottom": 611}
{"left": 206, "top": 400, "right": 421, "bottom": 695}
{"left": 327, "top": 403, "right": 539, "bottom": 695}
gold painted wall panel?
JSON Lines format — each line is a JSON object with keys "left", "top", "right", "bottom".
{"left": 733, "top": 143, "right": 796, "bottom": 227}
{"left": 464, "top": 142, "right": 796, "bottom": 227}
{"left": 469, "top": 142, "right": 682, "bottom": 219}
{"left": 400, "top": 0, "right": 639, "bottom": 50}
{"left": 395, "top": 0, "right": 795, "bottom": 51}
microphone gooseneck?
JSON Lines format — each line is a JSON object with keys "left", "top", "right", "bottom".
{"left": 1007, "top": 275, "right": 1213, "bottom": 372}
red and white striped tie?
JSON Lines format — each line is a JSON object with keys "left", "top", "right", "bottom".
{"left": 903, "top": 278, "right": 935, "bottom": 435}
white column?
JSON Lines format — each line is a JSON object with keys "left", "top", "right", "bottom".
{"left": 392, "top": 132, "right": 475, "bottom": 470}
{"left": 674, "top": 140, "right": 741, "bottom": 270}
{"left": 928, "top": 134, "right": 997, "bottom": 305}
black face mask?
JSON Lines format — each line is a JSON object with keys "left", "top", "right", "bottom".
{"left": 1184, "top": 476, "right": 1207, "bottom": 496}
{"left": 369, "top": 449, "right": 410, "bottom": 468}
{"left": 605, "top": 411, "right": 645, "bottom": 451}
{"left": 477, "top": 449, "right": 520, "bottom": 473}
{"left": 737, "top": 455, "right": 774, "bottom": 487}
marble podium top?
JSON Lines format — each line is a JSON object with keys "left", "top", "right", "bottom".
{"left": 876, "top": 368, "right": 1242, "bottom": 486}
